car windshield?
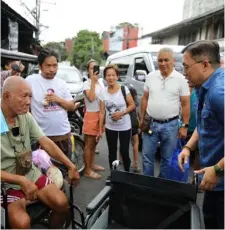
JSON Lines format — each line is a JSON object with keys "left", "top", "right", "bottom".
{"left": 56, "top": 68, "right": 82, "bottom": 83}
{"left": 150, "top": 52, "right": 184, "bottom": 74}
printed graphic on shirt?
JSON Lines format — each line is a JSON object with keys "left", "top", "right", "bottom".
{"left": 43, "top": 88, "right": 61, "bottom": 112}
{"left": 105, "top": 101, "right": 125, "bottom": 124}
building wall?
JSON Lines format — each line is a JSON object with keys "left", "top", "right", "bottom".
{"left": 109, "top": 28, "right": 124, "bottom": 51}
{"left": 162, "top": 35, "right": 179, "bottom": 45}
{"left": 183, "top": 0, "right": 224, "bottom": 19}
{"left": 65, "top": 38, "right": 73, "bottom": 54}
{"left": 102, "top": 26, "right": 139, "bottom": 53}
{"left": 122, "top": 27, "right": 138, "bottom": 50}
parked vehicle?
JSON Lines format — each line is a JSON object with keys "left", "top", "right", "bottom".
{"left": 1, "top": 48, "right": 38, "bottom": 77}
{"left": 56, "top": 64, "right": 85, "bottom": 118}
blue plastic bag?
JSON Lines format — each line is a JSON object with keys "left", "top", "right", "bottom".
{"left": 0, "top": 109, "right": 9, "bottom": 135}
{"left": 167, "top": 139, "right": 189, "bottom": 182}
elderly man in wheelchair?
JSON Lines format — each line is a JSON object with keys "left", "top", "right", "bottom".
{"left": 1, "top": 76, "right": 79, "bottom": 229}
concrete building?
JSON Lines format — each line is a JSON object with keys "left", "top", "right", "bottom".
{"left": 65, "top": 38, "right": 73, "bottom": 54}
{"left": 102, "top": 24, "right": 139, "bottom": 58}
{"left": 1, "top": 0, "right": 38, "bottom": 53}
{"left": 141, "top": 1, "right": 224, "bottom": 48}
{"left": 183, "top": 0, "right": 224, "bottom": 19}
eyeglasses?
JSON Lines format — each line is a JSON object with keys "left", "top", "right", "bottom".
{"left": 183, "top": 60, "right": 212, "bottom": 71}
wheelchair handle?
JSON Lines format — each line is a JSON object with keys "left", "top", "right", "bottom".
{"left": 193, "top": 173, "right": 199, "bottom": 193}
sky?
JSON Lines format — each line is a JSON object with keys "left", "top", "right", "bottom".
{"left": 5, "top": 0, "right": 185, "bottom": 44}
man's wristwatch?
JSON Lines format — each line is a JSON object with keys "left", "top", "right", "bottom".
{"left": 214, "top": 164, "right": 224, "bottom": 177}
{"left": 181, "top": 123, "right": 189, "bottom": 128}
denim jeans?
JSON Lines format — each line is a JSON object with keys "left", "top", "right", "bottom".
{"left": 142, "top": 119, "right": 179, "bottom": 178}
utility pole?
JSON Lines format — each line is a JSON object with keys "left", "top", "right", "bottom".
{"left": 35, "top": 0, "right": 41, "bottom": 40}
{"left": 20, "top": 0, "right": 55, "bottom": 40}
{"left": 126, "top": 26, "right": 130, "bottom": 49}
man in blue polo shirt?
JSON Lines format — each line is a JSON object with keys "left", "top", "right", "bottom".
{"left": 178, "top": 40, "right": 224, "bottom": 229}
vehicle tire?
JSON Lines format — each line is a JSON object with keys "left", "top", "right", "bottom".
{"left": 70, "top": 120, "right": 82, "bottom": 135}
{"left": 70, "top": 135, "right": 85, "bottom": 175}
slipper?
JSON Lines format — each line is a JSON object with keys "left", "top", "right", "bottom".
{"left": 92, "top": 164, "right": 105, "bottom": 171}
{"left": 84, "top": 171, "right": 102, "bottom": 179}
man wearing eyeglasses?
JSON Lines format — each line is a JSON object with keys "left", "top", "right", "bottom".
{"left": 178, "top": 40, "right": 224, "bottom": 229}
{"left": 140, "top": 47, "right": 190, "bottom": 178}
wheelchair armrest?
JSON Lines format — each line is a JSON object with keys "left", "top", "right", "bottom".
{"left": 86, "top": 186, "right": 111, "bottom": 214}
{"left": 190, "top": 203, "right": 201, "bottom": 229}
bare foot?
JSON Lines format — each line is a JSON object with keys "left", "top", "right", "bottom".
{"left": 91, "top": 164, "right": 105, "bottom": 172}
{"left": 84, "top": 170, "right": 102, "bottom": 179}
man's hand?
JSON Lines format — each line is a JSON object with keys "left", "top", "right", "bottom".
{"left": 19, "top": 177, "right": 38, "bottom": 201}
{"left": 112, "top": 111, "right": 124, "bottom": 121}
{"left": 194, "top": 166, "right": 220, "bottom": 191}
{"left": 45, "top": 93, "right": 61, "bottom": 104}
{"left": 68, "top": 166, "right": 80, "bottom": 187}
{"left": 178, "top": 148, "right": 190, "bottom": 172}
{"left": 178, "top": 127, "right": 188, "bottom": 139}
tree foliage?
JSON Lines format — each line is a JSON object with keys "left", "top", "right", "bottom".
{"left": 44, "top": 41, "right": 68, "bottom": 61}
{"left": 70, "top": 30, "right": 103, "bottom": 70}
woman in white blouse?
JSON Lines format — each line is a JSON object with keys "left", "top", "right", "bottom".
{"left": 98, "top": 64, "right": 135, "bottom": 171}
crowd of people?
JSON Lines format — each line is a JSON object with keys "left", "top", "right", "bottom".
{"left": 0, "top": 40, "right": 224, "bottom": 229}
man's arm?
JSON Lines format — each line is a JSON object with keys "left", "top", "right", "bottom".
{"left": 1, "top": 170, "right": 38, "bottom": 200}
{"left": 180, "top": 95, "right": 190, "bottom": 124}
{"left": 57, "top": 98, "right": 75, "bottom": 111}
{"left": 185, "top": 128, "right": 199, "bottom": 150}
{"left": 178, "top": 128, "right": 199, "bottom": 171}
{"left": 1, "top": 170, "right": 24, "bottom": 185}
{"left": 39, "top": 136, "right": 76, "bottom": 170}
{"left": 217, "top": 157, "right": 224, "bottom": 169}
{"left": 140, "top": 90, "right": 149, "bottom": 121}
{"left": 210, "top": 86, "right": 224, "bottom": 126}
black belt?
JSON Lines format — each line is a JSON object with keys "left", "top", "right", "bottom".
{"left": 152, "top": 116, "right": 179, "bottom": 124}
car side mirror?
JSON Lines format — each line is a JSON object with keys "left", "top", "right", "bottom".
{"left": 135, "top": 70, "right": 147, "bottom": 82}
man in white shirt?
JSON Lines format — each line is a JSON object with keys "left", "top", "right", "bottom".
{"left": 26, "top": 48, "right": 76, "bottom": 161}
{"left": 140, "top": 47, "right": 190, "bottom": 178}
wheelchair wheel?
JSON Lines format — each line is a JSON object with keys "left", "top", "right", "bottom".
{"left": 70, "top": 135, "right": 85, "bottom": 174}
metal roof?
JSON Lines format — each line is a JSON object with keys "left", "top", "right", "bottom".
{"left": 142, "top": 5, "right": 224, "bottom": 38}
{"left": 1, "top": 0, "right": 38, "bottom": 31}
{"left": 1, "top": 48, "right": 38, "bottom": 62}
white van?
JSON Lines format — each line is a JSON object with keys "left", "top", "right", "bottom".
{"left": 105, "top": 44, "right": 185, "bottom": 104}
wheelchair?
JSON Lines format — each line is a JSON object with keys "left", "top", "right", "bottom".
{"left": 1, "top": 162, "right": 82, "bottom": 229}
{"left": 71, "top": 162, "right": 203, "bottom": 229}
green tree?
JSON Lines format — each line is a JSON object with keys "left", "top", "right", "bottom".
{"left": 44, "top": 41, "right": 68, "bottom": 61}
{"left": 71, "top": 30, "right": 103, "bottom": 70}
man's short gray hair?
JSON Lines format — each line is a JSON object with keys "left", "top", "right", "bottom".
{"left": 182, "top": 40, "right": 220, "bottom": 66}
{"left": 158, "top": 47, "right": 175, "bottom": 58}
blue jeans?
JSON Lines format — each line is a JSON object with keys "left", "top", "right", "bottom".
{"left": 142, "top": 119, "right": 179, "bottom": 178}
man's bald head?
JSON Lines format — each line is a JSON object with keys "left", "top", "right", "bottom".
{"left": 2, "top": 76, "right": 30, "bottom": 94}
{"left": 1, "top": 76, "right": 32, "bottom": 115}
